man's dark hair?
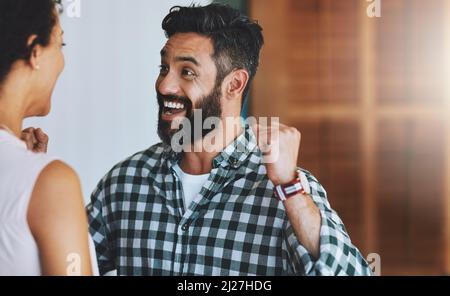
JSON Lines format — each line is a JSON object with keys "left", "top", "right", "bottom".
{"left": 162, "top": 4, "right": 264, "bottom": 104}
{"left": 0, "top": 0, "right": 58, "bottom": 85}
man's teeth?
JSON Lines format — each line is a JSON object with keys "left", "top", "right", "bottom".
{"left": 164, "top": 100, "right": 185, "bottom": 109}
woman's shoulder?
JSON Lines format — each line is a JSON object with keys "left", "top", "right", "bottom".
{"left": 31, "top": 160, "right": 82, "bottom": 203}
{"left": 0, "top": 138, "right": 62, "bottom": 206}
{"left": 28, "top": 160, "right": 84, "bottom": 234}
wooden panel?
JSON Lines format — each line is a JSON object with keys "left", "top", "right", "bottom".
{"left": 250, "top": 0, "right": 449, "bottom": 275}
{"left": 251, "top": 0, "right": 362, "bottom": 120}
{"left": 376, "top": 118, "right": 445, "bottom": 274}
{"left": 293, "top": 119, "right": 364, "bottom": 245}
{"left": 375, "top": 0, "right": 446, "bottom": 105}
{"left": 286, "top": 0, "right": 361, "bottom": 105}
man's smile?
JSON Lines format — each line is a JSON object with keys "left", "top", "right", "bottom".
{"left": 161, "top": 98, "right": 188, "bottom": 121}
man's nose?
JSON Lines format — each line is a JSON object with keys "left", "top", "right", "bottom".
{"left": 157, "top": 73, "right": 181, "bottom": 95}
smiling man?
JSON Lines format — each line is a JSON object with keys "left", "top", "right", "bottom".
{"left": 87, "top": 4, "right": 372, "bottom": 276}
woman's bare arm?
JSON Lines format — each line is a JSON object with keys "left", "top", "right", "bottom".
{"left": 28, "top": 160, "right": 93, "bottom": 276}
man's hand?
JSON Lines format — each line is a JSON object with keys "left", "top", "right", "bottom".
{"left": 253, "top": 122, "right": 321, "bottom": 258}
{"left": 21, "top": 127, "right": 49, "bottom": 153}
{"left": 252, "top": 122, "right": 301, "bottom": 185}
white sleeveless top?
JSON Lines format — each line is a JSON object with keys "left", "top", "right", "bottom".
{"left": 0, "top": 129, "right": 99, "bottom": 275}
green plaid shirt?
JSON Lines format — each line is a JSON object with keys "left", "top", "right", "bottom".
{"left": 87, "top": 126, "right": 371, "bottom": 276}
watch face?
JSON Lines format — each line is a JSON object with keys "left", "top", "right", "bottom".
{"left": 299, "top": 171, "right": 311, "bottom": 194}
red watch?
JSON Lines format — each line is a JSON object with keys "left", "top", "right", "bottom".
{"left": 273, "top": 169, "right": 310, "bottom": 201}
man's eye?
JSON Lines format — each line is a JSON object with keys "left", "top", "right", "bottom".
{"left": 182, "top": 69, "right": 196, "bottom": 79}
{"left": 159, "top": 65, "right": 169, "bottom": 75}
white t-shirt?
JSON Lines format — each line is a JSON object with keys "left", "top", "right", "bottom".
{"left": 172, "top": 164, "right": 210, "bottom": 210}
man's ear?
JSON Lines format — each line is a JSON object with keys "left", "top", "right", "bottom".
{"left": 225, "top": 69, "right": 249, "bottom": 100}
{"left": 27, "top": 35, "right": 43, "bottom": 70}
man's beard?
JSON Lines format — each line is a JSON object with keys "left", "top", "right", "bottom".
{"left": 157, "top": 83, "right": 222, "bottom": 147}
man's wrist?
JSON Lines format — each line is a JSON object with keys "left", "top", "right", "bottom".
{"left": 274, "top": 180, "right": 304, "bottom": 202}
{"left": 270, "top": 168, "right": 297, "bottom": 186}
{"left": 273, "top": 168, "right": 310, "bottom": 201}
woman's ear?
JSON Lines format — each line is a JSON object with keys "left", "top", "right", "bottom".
{"left": 27, "top": 35, "right": 42, "bottom": 71}
{"left": 226, "top": 69, "right": 249, "bottom": 100}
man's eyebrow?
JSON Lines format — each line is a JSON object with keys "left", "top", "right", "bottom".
{"left": 159, "top": 49, "right": 200, "bottom": 66}
{"left": 175, "top": 56, "right": 200, "bottom": 66}
{"left": 160, "top": 48, "right": 200, "bottom": 67}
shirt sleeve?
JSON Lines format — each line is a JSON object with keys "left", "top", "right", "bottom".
{"left": 86, "top": 180, "right": 116, "bottom": 275}
{"left": 281, "top": 170, "right": 373, "bottom": 276}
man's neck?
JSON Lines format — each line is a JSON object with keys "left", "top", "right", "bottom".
{"left": 180, "top": 117, "right": 244, "bottom": 175}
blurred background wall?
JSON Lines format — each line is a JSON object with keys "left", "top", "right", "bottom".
{"left": 24, "top": 0, "right": 450, "bottom": 275}
{"left": 248, "top": 0, "right": 450, "bottom": 275}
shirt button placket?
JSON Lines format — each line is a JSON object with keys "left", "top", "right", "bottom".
{"left": 177, "top": 219, "right": 191, "bottom": 275}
